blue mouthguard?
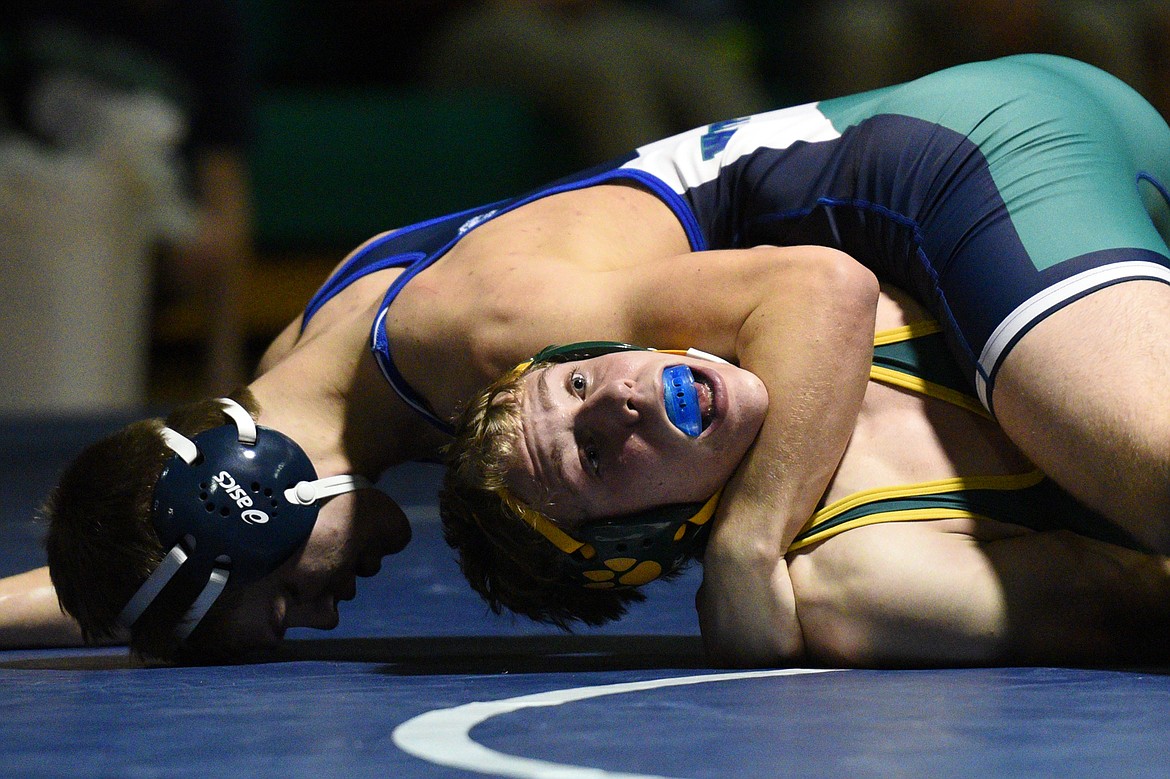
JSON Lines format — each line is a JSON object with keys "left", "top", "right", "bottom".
{"left": 663, "top": 365, "right": 702, "bottom": 437}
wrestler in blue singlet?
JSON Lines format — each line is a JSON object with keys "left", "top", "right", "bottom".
{"left": 302, "top": 54, "right": 1170, "bottom": 431}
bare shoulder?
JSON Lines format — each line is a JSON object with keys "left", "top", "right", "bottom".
{"left": 256, "top": 314, "right": 304, "bottom": 375}
{"left": 256, "top": 231, "right": 402, "bottom": 375}
{"left": 786, "top": 518, "right": 1027, "bottom": 665}
{"left": 401, "top": 185, "right": 693, "bottom": 364}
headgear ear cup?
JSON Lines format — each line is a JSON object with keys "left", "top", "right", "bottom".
{"left": 566, "top": 491, "right": 720, "bottom": 589}
{"left": 118, "top": 398, "right": 371, "bottom": 640}
{"left": 150, "top": 423, "right": 320, "bottom": 588}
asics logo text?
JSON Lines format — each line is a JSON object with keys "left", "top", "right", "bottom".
{"left": 212, "top": 471, "right": 271, "bottom": 524}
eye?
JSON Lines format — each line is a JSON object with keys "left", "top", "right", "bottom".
{"left": 582, "top": 443, "right": 600, "bottom": 476}
{"left": 569, "top": 371, "right": 587, "bottom": 397}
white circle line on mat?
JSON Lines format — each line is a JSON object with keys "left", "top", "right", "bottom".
{"left": 392, "top": 667, "right": 843, "bottom": 779}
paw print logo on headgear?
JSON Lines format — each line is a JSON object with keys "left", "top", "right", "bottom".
{"left": 498, "top": 483, "right": 721, "bottom": 590}
{"left": 498, "top": 341, "right": 726, "bottom": 590}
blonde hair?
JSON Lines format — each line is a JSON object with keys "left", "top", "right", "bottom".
{"left": 440, "top": 364, "right": 645, "bottom": 628}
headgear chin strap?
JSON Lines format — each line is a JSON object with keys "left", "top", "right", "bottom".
{"left": 502, "top": 341, "right": 729, "bottom": 589}
{"left": 118, "top": 398, "right": 372, "bottom": 641}
{"left": 499, "top": 487, "right": 721, "bottom": 589}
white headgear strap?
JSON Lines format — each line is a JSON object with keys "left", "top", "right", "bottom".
{"left": 157, "top": 396, "right": 255, "bottom": 464}
{"left": 174, "top": 566, "right": 230, "bottom": 642}
{"left": 216, "top": 397, "right": 257, "bottom": 444}
{"left": 683, "top": 347, "right": 731, "bottom": 364}
{"left": 122, "top": 398, "right": 372, "bottom": 640}
{"left": 160, "top": 427, "right": 198, "bottom": 464}
{"left": 285, "top": 474, "right": 374, "bottom": 505}
{"left": 117, "top": 538, "right": 191, "bottom": 629}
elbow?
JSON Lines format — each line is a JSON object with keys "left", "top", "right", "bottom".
{"left": 703, "top": 636, "right": 806, "bottom": 669}
{"left": 754, "top": 244, "right": 879, "bottom": 318}
{"left": 817, "top": 248, "right": 880, "bottom": 315}
{"left": 695, "top": 569, "right": 807, "bottom": 669}
{"left": 804, "top": 248, "right": 880, "bottom": 345}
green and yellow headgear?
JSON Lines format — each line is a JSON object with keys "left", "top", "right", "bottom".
{"left": 498, "top": 341, "right": 723, "bottom": 590}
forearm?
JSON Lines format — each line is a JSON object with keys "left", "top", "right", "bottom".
{"left": 0, "top": 567, "right": 92, "bottom": 648}
{"left": 698, "top": 545, "right": 803, "bottom": 665}
{"left": 728, "top": 252, "right": 878, "bottom": 547}
{"left": 530, "top": 244, "right": 878, "bottom": 662}
{"left": 700, "top": 249, "right": 879, "bottom": 665}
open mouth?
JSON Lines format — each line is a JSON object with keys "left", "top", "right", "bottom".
{"left": 663, "top": 365, "right": 715, "bottom": 436}
{"left": 693, "top": 374, "right": 715, "bottom": 432}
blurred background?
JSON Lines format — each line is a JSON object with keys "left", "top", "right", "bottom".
{"left": 1, "top": 0, "right": 1167, "bottom": 417}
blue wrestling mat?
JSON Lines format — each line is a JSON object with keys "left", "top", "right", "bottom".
{"left": 3, "top": 415, "right": 1170, "bottom": 778}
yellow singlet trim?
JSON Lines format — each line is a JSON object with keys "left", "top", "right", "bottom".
{"left": 790, "top": 469, "right": 1047, "bottom": 551}
{"left": 870, "top": 322, "right": 992, "bottom": 419}
{"left": 872, "top": 320, "right": 942, "bottom": 346}
{"left": 788, "top": 508, "right": 1001, "bottom": 551}
{"left": 868, "top": 365, "right": 993, "bottom": 419}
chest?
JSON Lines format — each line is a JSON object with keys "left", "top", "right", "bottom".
{"left": 822, "top": 381, "right": 1032, "bottom": 508}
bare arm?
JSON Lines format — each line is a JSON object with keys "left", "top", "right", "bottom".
{"left": 256, "top": 312, "right": 304, "bottom": 376}
{"left": 371, "top": 234, "right": 875, "bottom": 663}
{"left": 524, "top": 244, "right": 878, "bottom": 665}
{"left": 685, "top": 250, "right": 878, "bottom": 666}
{"left": 481, "top": 243, "right": 877, "bottom": 666}
{"left": 0, "top": 567, "right": 93, "bottom": 648}
{"left": 255, "top": 230, "right": 400, "bottom": 375}
{"left": 793, "top": 524, "right": 1170, "bottom": 668}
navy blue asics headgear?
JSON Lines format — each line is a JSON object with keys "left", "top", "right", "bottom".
{"left": 117, "top": 398, "right": 371, "bottom": 640}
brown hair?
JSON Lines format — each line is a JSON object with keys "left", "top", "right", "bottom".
{"left": 43, "top": 389, "right": 259, "bottom": 662}
{"left": 440, "top": 365, "right": 646, "bottom": 629}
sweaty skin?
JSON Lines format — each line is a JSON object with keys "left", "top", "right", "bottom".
{"left": 714, "top": 288, "right": 1170, "bottom": 667}
{"left": 23, "top": 57, "right": 1170, "bottom": 657}
{"left": 507, "top": 287, "right": 1170, "bottom": 667}
{"left": 507, "top": 350, "right": 767, "bottom": 525}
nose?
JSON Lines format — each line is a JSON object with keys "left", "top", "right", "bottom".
{"left": 578, "top": 377, "right": 641, "bottom": 434}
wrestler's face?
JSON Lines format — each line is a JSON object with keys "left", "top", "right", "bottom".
{"left": 508, "top": 351, "right": 768, "bottom": 526}
{"left": 193, "top": 489, "right": 411, "bottom": 658}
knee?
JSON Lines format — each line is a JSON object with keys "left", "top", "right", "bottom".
{"left": 1117, "top": 416, "right": 1170, "bottom": 552}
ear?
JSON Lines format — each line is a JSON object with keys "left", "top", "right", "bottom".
{"left": 354, "top": 488, "right": 411, "bottom": 554}
{"left": 488, "top": 390, "right": 516, "bottom": 409}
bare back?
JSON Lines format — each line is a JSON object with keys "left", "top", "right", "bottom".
{"left": 383, "top": 184, "right": 692, "bottom": 417}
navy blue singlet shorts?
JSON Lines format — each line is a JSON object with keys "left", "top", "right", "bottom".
{"left": 307, "top": 55, "right": 1170, "bottom": 429}
{"left": 625, "top": 54, "right": 1170, "bottom": 411}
